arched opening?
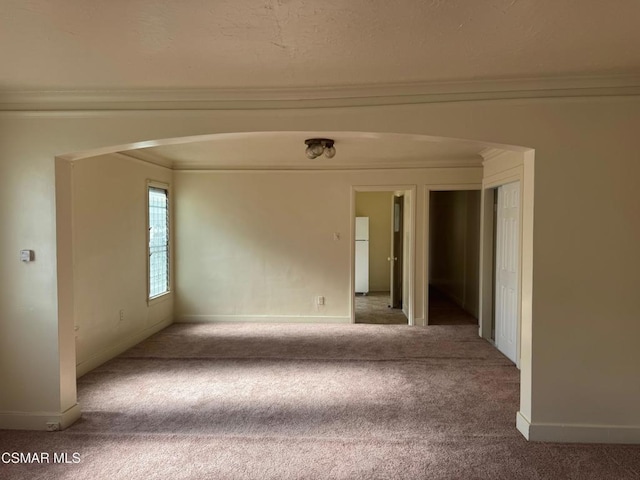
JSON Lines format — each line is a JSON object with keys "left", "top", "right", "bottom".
{"left": 55, "top": 131, "right": 534, "bottom": 433}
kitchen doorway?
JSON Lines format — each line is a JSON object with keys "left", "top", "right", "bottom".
{"left": 352, "top": 188, "right": 413, "bottom": 325}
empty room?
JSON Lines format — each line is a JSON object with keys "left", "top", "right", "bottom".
{"left": 1, "top": 1, "right": 640, "bottom": 479}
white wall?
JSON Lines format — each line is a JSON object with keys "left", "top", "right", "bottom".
{"left": 72, "top": 154, "right": 174, "bottom": 376}
{"left": 464, "top": 191, "right": 480, "bottom": 318}
{"left": 429, "top": 190, "right": 481, "bottom": 317}
{"left": 175, "top": 171, "right": 351, "bottom": 322}
{"left": 0, "top": 95, "right": 639, "bottom": 443}
{"left": 355, "top": 192, "right": 392, "bottom": 292}
{"left": 175, "top": 170, "right": 478, "bottom": 323}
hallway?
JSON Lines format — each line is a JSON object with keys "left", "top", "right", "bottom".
{"left": 428, "top": 286, "right": 478, "bottom": 326}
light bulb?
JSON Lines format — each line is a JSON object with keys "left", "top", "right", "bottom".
{"left": 304, "top": 138, "right": 335, "bottom": 160}
{"left": 311, "top": 143, "right": 324, "bottom": 156}
{"left": 324, "top": 145, "right": 336, "bottom": 158}
{"left": 305, "top": 146, "right": 317, "bottom": 159}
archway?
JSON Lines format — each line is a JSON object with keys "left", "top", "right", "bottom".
{"left": 55, "top": 131, "right": 533, "bottom": 433}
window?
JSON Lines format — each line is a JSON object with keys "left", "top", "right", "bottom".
{"left": 148, "top": 183, "right": 170, "bottom": 299}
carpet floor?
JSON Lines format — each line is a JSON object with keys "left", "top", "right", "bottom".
{"left": 1, "top": 323, "right": 639, "bottom": 479}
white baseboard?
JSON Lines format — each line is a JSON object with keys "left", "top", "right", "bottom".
{"left": 76, "top": 317, "right": 173, "bottom": 378}
{"left": 0, "top": 403, "right": 81, "bottom": 431}
{"left": 516, "top": 410, "right": 640, "bottom": 444}
{"left": 177, "top": 314, "right": 351, "bottom": 324}
{"left": 413, "top": 317, "right": 426, "bottom": 327}
{"left": 516, "top": 411, "right": 531, "bottom": 439}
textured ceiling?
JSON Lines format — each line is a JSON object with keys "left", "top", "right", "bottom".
{"left": 1, "top": 0, "right": 640, "bottom": 91}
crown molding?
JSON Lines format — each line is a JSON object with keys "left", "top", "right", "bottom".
{"left": 479, "top": 147, "right": 507, "bottom": 162}
{"left": 1, "top": 75, "right": 640, "bottom": 111}
{"left": 170, "top": 156, "right": 483, "bottom": 172}
{"left": 117, "top": 150, "right": 174, "bottom": 169}
{"left": 101, "top": 144, "right": 484, "bottom": 171}
{"left": 117, "top": 152, "right": 482, "bottom": 172}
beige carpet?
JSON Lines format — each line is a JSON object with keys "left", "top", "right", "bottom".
{"left": 1, "top": 323, "right": 639, "bottom": 479}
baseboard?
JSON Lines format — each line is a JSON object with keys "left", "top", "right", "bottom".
{"left": 430, "top": 284, "right": 465, "bottom": 309}
{"left": 76, "top": 318, "right": 173, "bottom": 378}
{"left": 461, "top": 304, "right": 479, "bottom": 320}
{"left": 413, "top": 317, "right": 426, "bottom": 327}
{"left": 0, "top": 403, "right": 81, "bottom": 431}
{"left": 516, "top": 411, "right": 531, "bottom": 439}
{"left": 516, "top": 411, "right": 640, "bottom": 444}
{"left": 177, "top": 314, "right": 351, "bottom": 324}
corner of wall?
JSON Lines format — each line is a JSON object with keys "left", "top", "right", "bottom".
{"left": 76, "top": 316, "right": 173, "bottom": 378}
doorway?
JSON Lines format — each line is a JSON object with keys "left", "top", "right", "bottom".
{"left": 479, "top": 178, "right": 524, "bottom": 368}
{"left": 427, "top": 190, "right": 481, "bottom": 325}
{"left": 353, "top": 188, "right": 413, "bottom": 325}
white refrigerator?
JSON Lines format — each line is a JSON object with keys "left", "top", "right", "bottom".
{"left": 355, "top": 217, "right": 369, "bottom": 294}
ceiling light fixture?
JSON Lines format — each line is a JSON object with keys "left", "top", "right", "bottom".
{"left": 305, "top": 138, "right": 336, "bottom": 159}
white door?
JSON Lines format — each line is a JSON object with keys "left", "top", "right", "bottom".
{"left": 495, "top": 182, "right": 520, "bottom": 364}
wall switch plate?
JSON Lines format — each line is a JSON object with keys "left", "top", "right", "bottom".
{"left": 20, "top": 250, "right": 34, "bottom": 262}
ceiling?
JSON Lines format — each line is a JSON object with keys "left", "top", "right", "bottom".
{"left": 121, "top": 132, "right": 492, "bottom": 170}
{"left": 1, "top": 0, "right": 639, "bottom": 92}
{"left": 3, "top": 1, "right": 636, "bottom": 169}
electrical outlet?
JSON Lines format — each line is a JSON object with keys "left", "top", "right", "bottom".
{"left": 119, "top": 309, "right": 124, "bottom": 321}
{"left": 316, "top": 296, "right": 325, "bottom": 306}
{"left": 20, "top": 249, "right": 35, "bottom": 262}
{"left": 46, "top": 422, "right": 60, "bottom": 432}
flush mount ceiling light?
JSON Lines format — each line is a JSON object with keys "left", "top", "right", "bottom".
{"left": 305, "top": 138, "right": 336, "bottom": 159}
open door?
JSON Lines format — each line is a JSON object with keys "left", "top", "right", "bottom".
{"left": 494, "top": 182, "right": 520, "bottom": 364}
{"left": 353, "top": 187, "right": 413, "bottom": 325}
{"left": 390, "top": 195, "right": 404, "bottom": 309}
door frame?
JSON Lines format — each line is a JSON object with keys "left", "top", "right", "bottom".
{"left": 481, "top": 177, "right": 523, "bottom": 368}
{"left": 478, "top": 149, "right": 534, "bottom": 373}
{"left": 351, "top": 185, "right": 416, "bottom": 325}
{"left": 390, "top": 194, "right": 404, "bottom": 309}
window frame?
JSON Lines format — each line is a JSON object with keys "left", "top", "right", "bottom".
{"left": 146, "top": 180, "right": 171, "bottom": 303}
